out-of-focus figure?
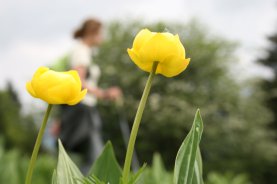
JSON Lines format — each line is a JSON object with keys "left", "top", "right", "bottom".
{"left": 51, "top": 18, "right": 121, "bottom": 172}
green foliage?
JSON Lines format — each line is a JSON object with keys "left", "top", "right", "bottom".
{"left": 127, "top": 163, "right": 147, "bottom": 184}
{"left": 143, "top": 155, "right": 251, "bottom": 184}
{"left": 206, "top": 172, "right": 251, "bottom": 184}
{"left": 258, "top": 32, "right": 277, "bottom": 182}
{"left": 0, "top": 85, "right": 36, "bottom": 152}
{"left": 52, "top": 141, "right": 120, "bottom": 184}
{"left": 0, "top": 137, "right": 55, "bottom": 184}
{"left": 143, "top": 154, "right": 173, "bottom": 184}
{"left": 95, "top": 20, "right": 277, "bottom": 183}
{"left": 89, "top": 141, "right": 122, "bottom": 184}
{"left": 50, "top": 54, "right": 70, "bottom": 71}
{"left": 174, "top": 110, "right": 203, "bottom": 184}
{"left": 79, "top": 176, "right": 105, "bottom": 184}
{"left": 52, "top": 109, "right": 204, "bottom": 184}
{"left": 55, "top": 140, "right": 83, "bottom": 184}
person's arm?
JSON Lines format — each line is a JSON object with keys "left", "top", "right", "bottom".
{"left": 50, "top": 119, "right": 61, "bottom": 137}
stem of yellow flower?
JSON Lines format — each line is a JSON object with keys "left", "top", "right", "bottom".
{"left": 122, "top": 62, "right": 158, "bottom": 183}
{"left": 25, "top": 104, "right": 53, "bottom": 184}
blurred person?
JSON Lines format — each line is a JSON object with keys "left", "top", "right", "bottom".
{"left": 51, "top": 18, "right": 121, "bottom": 172}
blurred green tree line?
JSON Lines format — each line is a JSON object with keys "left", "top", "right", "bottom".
{"left": 259, "top": 33, "right": 277, "bottom": 133}
{"left": 0, "top": 20, "right": 276, "bottom": 184}
{"left": 0, "top": 83, "right": 56, "bottom": 184}
{"left": 0, "top": 83, "right": 36, "bottom": 152}
{"left": 258, "top": 31, "right": 277, "bottom": 183}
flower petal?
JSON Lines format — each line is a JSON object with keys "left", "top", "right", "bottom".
{"left": 133, "top": 29, "right": 154, "bottom": 50}
{"left": 27, "top": 67, "right": 86, "bottom": 104}
{"left": 33, "top": 67, "right": 49, "bottom": 81}
{"left": 67, "top": 89, "right": 87, "bottom": 105}
{"left": 67, "top": 70, "right": 82, "bottom": 89}
{"left": 26, "top": 82, "right": 37, "bottom": 97}
{"left": 127, "top": 29, "right": 190, "bottom": 77}
{"left": 157, "top": 56, "right": 190, "bottom": 77}
{"left": 139, "top": 32, "right": 179, "bottom": 64}
{"left": 127, "top": 48, "right": 152, "bottom": 72}
{"left": 174, "top": 35, "right": 186, "bottom": 58}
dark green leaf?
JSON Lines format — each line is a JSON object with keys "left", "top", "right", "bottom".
{"left": 89, "top": 141, "right": 122, "bottom": 184}
{"left": 128, "top": 163, "right": 147, "bottom": 184}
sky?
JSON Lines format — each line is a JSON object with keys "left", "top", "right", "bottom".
{"left": 0, "top": 0, "right": 276, "bottom": 107}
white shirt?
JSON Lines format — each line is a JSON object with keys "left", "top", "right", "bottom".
{"left": 70, "top": 41, "right": 101, "bottom": 107}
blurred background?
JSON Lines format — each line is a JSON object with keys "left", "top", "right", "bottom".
{"left": 0, "top": 0, "right": 277, "bottom": 184}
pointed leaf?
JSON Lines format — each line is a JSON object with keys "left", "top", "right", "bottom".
{"left": 52, "top": 170, "right": 57, "bottom": 184}
{"left": 89, "top": 141, "right": 122, "bottom": 184}
{"left": 192, "top": 148, "right": 204, "bottom": 184}
{"left": 77, "top": 175, "right": 105, "bottom": 184}
{"left": 128, "top": 163, "right": 147, "bottom": 184}
{"left": 55, "top": 139, "right": 83, "bottom": 184}
{"left": 174, "top": 109, "right": 204, "bottom": 184}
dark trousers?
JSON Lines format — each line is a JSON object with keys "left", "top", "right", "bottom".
{"left": 59, "top": 103, "right": 104, "bottom": 171}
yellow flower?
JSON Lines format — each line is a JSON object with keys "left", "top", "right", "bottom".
{"left": 127, "top": 29, "right": 190, "bottom": 77}
{"left": 26, "top": 67, "right": 87, "bottom": 105}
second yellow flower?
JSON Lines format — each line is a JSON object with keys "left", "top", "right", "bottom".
{"left": 127, "top": 29, "right": 190, "bottom": 77}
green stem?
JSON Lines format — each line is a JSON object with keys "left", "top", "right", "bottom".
{"left": 25, "top": 104, "right": 53, "bottom": 184}
{"left": 122, "top": 62, "right": 158, "bottom": 183}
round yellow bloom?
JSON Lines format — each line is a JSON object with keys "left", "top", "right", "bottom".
{"left": 127, "top": 29, "right": 190, "bottom": 77}
{"left": 26, "top": 67, "right": 87, "bottom": 105}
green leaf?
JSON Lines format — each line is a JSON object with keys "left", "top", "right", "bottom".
{"left": 55, "top": 139, "right": 83, "bottom": 184}
{"left": 192, "top": 148, "right": 204, "bottom": 184}
{"left": 128, "top": 163, "right": 147, "bottom": 184}
{"left": 173, "top": 109, "right": 204, "bottom": 184}
{"left": 152, "top": 154, "right": 166, "bottom": 182}
{"left": 77, "top": 175, "right": 105, "bottom": 184}
{"left": 52, "top": 170, "right": 57, "bottom": 184}
{"left": 89, "top": 141, "right": 122, "bottom": 184}
{"left": 143, "top": 153, "right": 173, "bottom": 184}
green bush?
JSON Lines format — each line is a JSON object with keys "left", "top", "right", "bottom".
{"left": 206, "top": 172, "right": 251, "bottom": 184}
{"left": 0, "top": 138, "right": 56, "bottom": 184}
{"left": 143, "top": 153, "right": 173, "bottom": 184}
{"left": 0, "top": 85, "right": 36, "bottom": 152}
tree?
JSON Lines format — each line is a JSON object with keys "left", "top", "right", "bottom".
{"left": 95, "top": 20, "right": 277, "bottom": 184}
{"left": 259, "top": 33, "right": 277, "bottom": 130}
{"left": 258, "top": 32, "right": 277, "bottom": 183}
{"left": 0, "top": 83, "right": 36, "bottom": 152}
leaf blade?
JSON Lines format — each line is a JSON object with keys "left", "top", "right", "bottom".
{"left": 174, "top": 109, "right": 204, "bottom": 184}
{"left": 55, "top": 139, "right": 83, "bottom": 184}
{"left": 89, "top": 141, "right": 122, "bottom": 184}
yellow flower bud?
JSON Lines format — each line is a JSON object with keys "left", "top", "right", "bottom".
{"left": 127, "top": 29, "right": 190, "bottom": 77}
{"left": 26, "top": 67, "right": 87, "bottom": 105}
